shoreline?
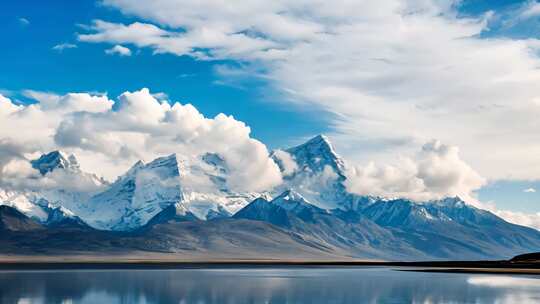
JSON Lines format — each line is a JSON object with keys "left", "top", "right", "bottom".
{"left": 0, "top": 259, "right": 539, "bottom": 274}
{"left": 398, "top": 268, "right": 540, "bottom": 275}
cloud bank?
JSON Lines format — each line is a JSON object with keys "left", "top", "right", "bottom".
{"left": 77, "top": 0, "right": 540, "bottom": 182}
{"left": 2, "top": 88, "right": 539, "bottom": 228}
{"left": 0, "top": 89, "right": 282, "bottom": 192}
{"left": 344, "top": 140, "right": 486, "bottom": 203}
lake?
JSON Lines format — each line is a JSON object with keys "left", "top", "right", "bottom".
{"left": 1, "top": 267, "right": 539, "bottom": 303}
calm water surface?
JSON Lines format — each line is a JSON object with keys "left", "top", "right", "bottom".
{"left": 1, "top": 267, "right": 539, "bottom": 304}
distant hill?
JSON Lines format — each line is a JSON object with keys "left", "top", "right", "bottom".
{"left": 510, "top": 252, "right": 540, "bottom": 263}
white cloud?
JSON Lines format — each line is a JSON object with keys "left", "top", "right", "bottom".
{"left": 78, "top": 19, "right": 278, "bottom": 60}
{"left": 105, "top": 44, "right": 132, "bottom": 56}
{"left": 77, "top": 0, "right": 540, "bottom": 183}
{"left": 22, "top": 90, "right": 113, "bottom": 113}
{"left": 52, "top": 43, "right": 77, "bottom": 52}
{"left": 18, "top": 17, "right": 29, "bottom": 26}
{"left": 519, "top": 1, "right": 540, "bottom": 19}
{"left": 0, "top": 89, "right": 282, "bottom": 193}
{"left": 494, "top": 210, "right": 540, "bottom": 230}
{"left": 271, "top": 150, "right": 298, "bottom": 176}
{"left": 344, "top": 140, "right": 486, "bottom": 202}
{"left": 524, "top": 187, "right": 537, "bottom": 193}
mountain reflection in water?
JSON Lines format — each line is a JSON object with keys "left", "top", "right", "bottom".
{"left": 1, "top": 267, "right": 540, "bottom": 304}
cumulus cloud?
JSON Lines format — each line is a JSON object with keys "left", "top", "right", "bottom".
{"left": 344, "top": 140, "right": 486, "bottom": 202}
{"left": 0, "top": 89, "right": 282, "bottom": 193}
{"left": 76, "top": 0, "right": 540, "bottom": 183}
{"left": 524, "top": 188, "right": 537, "bottom": 193}
{"left": 105, "top": 44, "right": 132, "bottom": 56}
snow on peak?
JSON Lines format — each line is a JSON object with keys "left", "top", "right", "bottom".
{"left": 46, "top": 206, "right": 75, "bottom": 222}
{"left": 87, "top": 153, "right": 183, "bottom": 231}
{"left": 273, "top": 135, "right": 350, "bottom": 211}
{"left": 271, "top": 189, "right": 322, "bottom": 213}
{"left": 434, "top": 196, "right": 466, "bottom": 207}
{"left": 124, "top": 160, "right": 145, "bottom": 175}
{"left": 273, "top": 189, "right": 308, "bottom": 204}
{"left": 31, "top": 150, "right": 80, "bottom": 175}
{"left": 286, "top": 134, "right": 345, "bottom": 175}
{"left": 146, "top": 153, "right": 179, "bottom": 170}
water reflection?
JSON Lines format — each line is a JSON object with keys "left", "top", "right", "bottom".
{"left": 0, "top": 267, "right": 539, "bottom": 304}
{"left": 468, "top": 275, "right": 540, "bottom": 288}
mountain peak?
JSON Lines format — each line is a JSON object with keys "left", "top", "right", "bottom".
{"left": 88, "top": 153, "right": 183, "bottom": 231}
{"left": 302, "top": 134, "right": 333, "bottom": 151}
{"left": 46, "top": 206, "right": 90, "bottom": 229}
{"left": 146, "top": 153, "right": 179, "bottom": 170}
{"left": 309, "top": 134, "right": 331, "bottom": 144}
{"left": 274, "top": 189, "right": 306, "bottom": 203}
{"left": 434, "top": 196, "right": 467, "bottom": 208}
{"left": 123, "top": 154, "right": 179, "bottom": 178}
{"left": 271, "top": 189, "right": 324, "bottom": 214}
{"left": 286, "top": 134, "right": 345, "bottom": 174}
{"left": 31, "top": 150, "right": 80, "bottom": 175}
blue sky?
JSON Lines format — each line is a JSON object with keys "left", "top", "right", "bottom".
{"left": 0, "top": 1, "right": 327, "bottom": 146}
{"left": 1, "top": 0, "right": 540, "bottom": 217}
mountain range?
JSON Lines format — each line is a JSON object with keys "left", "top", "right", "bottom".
{"left": 1, "top": 135, "right": 539, "bottom": 261}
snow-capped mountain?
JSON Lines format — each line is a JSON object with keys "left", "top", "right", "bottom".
{"left": 45, "top": 206, "right": 89, "bottom": 229}
{"left": 271, "top": 190, "right": 328, "bottom": 219}
{"left": 234, "top": 189, "right": 430, "bottom": 260}
{"left": 273, "top": 134, "right": 375, "bottom": 211}
{"left": 234, "top": 189, "right": 329, "bottom": 227}
{"left": 86, "top": 154, "right": 183, "bottom": 230}
{"left": 233, "top": 189, "right": 540, "bottom": 260}
{"left": 0, "top": 136, "right": 386, "bottom": 231}
{"left": 0, "top": 205, "right": 44, "bottom": 232}
{"left": 286, "top": 135, "right": 346, "bottom": 176}
{"left": 0, "top": 151, "right": 105, "bottom": 223}
{"left": 272, "top": 135, "right": 349, "bottom": 209}
{"left": 2, "top": 135, "right": 540, "bottom": 260}
{"left": 175, "top": 152, "right": 261, "bottom": 220}
{"left": 84, "top": 152, "right": 261, "bottom": 230}
{"left": 0, "top": 190, "right": 49, "bottom": 221}
{"left": 0, "top": 149, "right": 262, "bottom": 231}
{"left": 30, "top": 151, "right": 80, "bottom": 175}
